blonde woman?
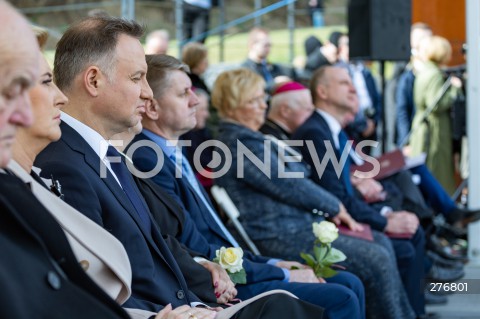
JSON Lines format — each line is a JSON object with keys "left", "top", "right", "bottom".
{"left": 9, "top": 26, "right": 136, "bottom": 309}
{"left": 410, "top": 36, "right": 462, "bottom": 194}
{"left": 212, "top": 68, "right": 418, "bottom": 319}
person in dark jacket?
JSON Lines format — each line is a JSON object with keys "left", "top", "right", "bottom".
{"left": 34, "top": 15, "right": 326, "bottom": 319}
{"left": 241, "top": 27, "right": 294, "bottom": 94}
{"left": 129, "top": 54, "right": 364, "bottom": 319}
{"left": 211, "top": 69, "right": 422, "bottom": 319}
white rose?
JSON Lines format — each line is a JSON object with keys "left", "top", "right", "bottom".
{"left": 312, "top": 221, "right": 339, "bottom": 244}
{"left": 215, "top": 247, "right": 244, "bottom": 273}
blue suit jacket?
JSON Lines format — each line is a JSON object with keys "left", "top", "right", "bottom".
{"left": 292, "top": 112, "right": 388, "bottom": 231}
{"left": 129, "top": 132, "right": 287, "bottom": 285}
{"left": 35, "top": 122, "right": 201, "bottom": 312}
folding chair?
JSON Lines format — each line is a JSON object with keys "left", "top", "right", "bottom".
{"left": 210, "top": 185, "right": 261, "bottom": 255}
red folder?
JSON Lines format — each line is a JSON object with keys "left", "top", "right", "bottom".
{"left": 338, "top": 223, "right": 374, "bottom": 242}
{"left": 385, "top": 232, "right": 414, "bottom": 239}
{"left": 350, "top": 149, "right": 406, "bottom": 181}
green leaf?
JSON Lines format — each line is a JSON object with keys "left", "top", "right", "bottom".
{"left": 315, "top": 266, "right": 338, "bottom": 278}
{"left": 290, "top": 266, "right": 300, "bottom": 270}
{"left": 313, "top": 245, "right": 328, "bottom": 262}
{"left": 228, "top": 269, "right": 247, "bottom": 285}
{"left": 300, "top": 253, "right": 316, "bottom": 268}
{"left": 322, "top": 248, "right": 347, "bottom": 264}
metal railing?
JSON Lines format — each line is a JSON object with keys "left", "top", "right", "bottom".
{"left": 176, "top": 0, "right": 297, "bottom": 62}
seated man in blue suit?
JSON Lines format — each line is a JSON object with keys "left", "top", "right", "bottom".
{"left": 34, "top": 15, "right": 326, "bottom": 319}
{"left": 292, "top": 66, "right": 427, "bottom": 319}
{"left": 128, "top": 54, "right": 364, "bottom": 319}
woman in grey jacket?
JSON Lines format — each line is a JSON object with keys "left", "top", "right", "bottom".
{"left": 211, "top": 68, "right": 417, "bottom": 319}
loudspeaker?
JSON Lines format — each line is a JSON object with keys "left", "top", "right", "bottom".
{"left": 348, "top": 0, "right": 411, "bottom": 61}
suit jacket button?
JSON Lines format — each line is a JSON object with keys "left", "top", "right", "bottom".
{"left": 312, "top": 209, "right": 318, "bottom": 214}
{"left": 176, "top": 290, "right": 185, "bottom": 299}
{"left": 79, "top": 260, "right": 90, "bottom": 271}
{"left": 47, "top": 271, "right": 61, "bottom": 290}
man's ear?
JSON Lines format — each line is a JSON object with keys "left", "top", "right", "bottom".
{"left": 83, "top": 66, "right": 103, "bottom": 97}
{"left": 315, "top": 84, "right": 328, "bottom": 100}
{"left": 144, "top": 98, "right": 160, "bottom": 121}
{"left": 279, "top": 103, "right": 291, "bottom": 118}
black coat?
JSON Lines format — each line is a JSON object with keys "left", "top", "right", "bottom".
{"left": 0, "top": 173, "right": 130, "bottom": 319}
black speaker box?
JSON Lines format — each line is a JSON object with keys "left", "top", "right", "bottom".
{"left": 348, "top": 0, "right": 411, "bottom": 61}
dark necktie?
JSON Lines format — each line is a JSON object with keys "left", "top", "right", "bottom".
{"left": 260, "top": 60, "right": 273, "bottom": 84}
{"left": 338, "top": 130, "right": 354, "bottom": 195}
{"left": 170, "top": 151, "right": 239, "bottom": 246}
{"left": 107, "top": 146, "right": 152, "bottom": 231}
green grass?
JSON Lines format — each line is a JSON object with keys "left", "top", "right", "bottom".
{"left": 168, "top": 25, "right": 348, "bottom": 64}
{"left": 44, "top": 24, "right": 397, "bottom": 79}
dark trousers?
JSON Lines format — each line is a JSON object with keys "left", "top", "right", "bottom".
{"left": 391, "top": 227, "right": 426, "bottom": 316}
{"left": 410, "top": 164, "right": 456, "bottom": 215}
{"left": 234, "top": 293, "right": 324, "bottom": 319}
{"left": 236, "top": 271, "right": 363, "bottom": 319}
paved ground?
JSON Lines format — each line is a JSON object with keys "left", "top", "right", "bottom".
{"left": 426, "top": 263, "right": 480, "bottom": 319}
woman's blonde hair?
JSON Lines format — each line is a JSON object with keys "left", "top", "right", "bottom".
{"left": 211, "top": 68, "right": 265, "bottom": 118}
{"left": 419, "top": 35, "right": 452, "bottom": 65}
{"left": 181, "top": 42, "right": 208, "bottom": 71}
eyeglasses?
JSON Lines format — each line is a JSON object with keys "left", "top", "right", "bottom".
{"left": 246, "top": 94, "right": 269, "bottom": 105}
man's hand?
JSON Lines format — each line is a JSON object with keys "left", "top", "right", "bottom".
{"left": 331, "top": 204, "right": 364, "bottom": 232}
{"left": 289, "top": 268, "right": 324, "bottom": 283}
{"left": 155, "top": 304, "right": 217, "bottom": 319}
{"left": 198, "top": 260, "right": 237, "bottom": 303}
{"left": 385, "top": 211, "right": 419, "bottom": 235}
{"left": 275, "top": 260, "right": 308, "bottom": 270}
{"left": 351, "top": 177, "right": 386, "bottom": 203}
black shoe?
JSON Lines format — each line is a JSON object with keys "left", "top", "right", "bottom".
{"left": 424, "top": 290, "right": 448, "bottom": 305}
{"left": 436, "top": 223, "right": 468, "bottom": 241}
{"left": 427, "top": 262, "right": 465, "bottom": 282}
{"left": 427, "top": 250, "right": 464, "bottom": 269}
{"left": 446, "top": 207, "right": 480, "bottom": 226}
{"left": 428, "top": 234, "right": 468, "bottom": 262}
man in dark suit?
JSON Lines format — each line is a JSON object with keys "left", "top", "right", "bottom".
{"left": 292, "top": 66, "right": 427, "bottom": 318}
{"left": 128, "top": 54, "right": 364, "bottom": 319}
{"left": 35, "top": 16, "right": 325, "bottom": 319}
{"left": 0, "top": 3, "right": 130, "bottom": 318}
{"left": 241, "top": 27, "right": 294, "bottom": 94}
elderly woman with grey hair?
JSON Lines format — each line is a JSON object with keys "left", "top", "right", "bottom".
{"left": 212, "top": 68, "right": 417, "bottom": 319}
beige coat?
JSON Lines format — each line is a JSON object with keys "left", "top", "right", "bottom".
{"left": 7, "top": 160, "right": 132, "bottom": 304}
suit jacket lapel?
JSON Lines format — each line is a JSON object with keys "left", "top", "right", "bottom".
{"left": 60, "top": 123, "right": 179, "bottom": 270}
{"left": 166, "top": 158, "right": 229, "bottom": 242}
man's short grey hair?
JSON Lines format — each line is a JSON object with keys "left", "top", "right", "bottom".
{"left": 146, "top": 54, "right": 190, "bottom": 99}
